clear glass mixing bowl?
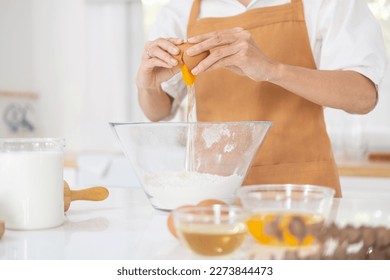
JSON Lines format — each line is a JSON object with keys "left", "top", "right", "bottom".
{"left": 110, "top": 121, "right": 271, "bottom": 210}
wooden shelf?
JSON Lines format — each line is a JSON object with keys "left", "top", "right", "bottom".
{"left": 64, "top": 153, "right": 78, "bottom": 168}
{"left": 337, "top": 154, "right": 390, "bottom": 178}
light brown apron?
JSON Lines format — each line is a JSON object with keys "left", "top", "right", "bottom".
{"left": 187, "top": 0, "right": 342, "bottom": 197}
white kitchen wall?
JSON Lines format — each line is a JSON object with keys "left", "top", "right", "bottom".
{"left": 81, "top": 0, "right": 145, "bottom": 151}
{"left": 0, "top": 1, "right": 34, "bottom": 91}
{"left": 0, "top": 0, "right": 389, "bottom": 155}
{"left": 0, "top": 0, "right": 144, "bottom": 153}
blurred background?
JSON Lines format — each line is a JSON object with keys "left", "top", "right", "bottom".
{"left": 0, "top": 0, "right": 389, "bottom": 159}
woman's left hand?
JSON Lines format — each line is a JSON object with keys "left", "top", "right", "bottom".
{"left": 187, "top": 27, "right": 276, "bottom": 81}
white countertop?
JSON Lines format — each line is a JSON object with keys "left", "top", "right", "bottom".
{"left": 1, "top": 186, "right": 390, "bottom": 260}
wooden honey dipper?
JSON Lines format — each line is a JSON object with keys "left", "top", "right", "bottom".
{"left": 64, "top": 181, "right": 109, "bottom": 212}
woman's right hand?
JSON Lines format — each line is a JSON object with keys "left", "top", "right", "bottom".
{"left": 136, "top": 38, "right": 183, "bottom": 121}
{"left": 136, "top": 38, "right": 183, "bottom": 91}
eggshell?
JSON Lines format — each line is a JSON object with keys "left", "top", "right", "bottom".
{"left": 173, "top": 43, "right": 210, "bottom": 70}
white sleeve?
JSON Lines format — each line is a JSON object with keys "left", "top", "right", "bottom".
{"left": 147, "top": 0, "right": 192, "bottom": 119}
{"left": 148, "top": 0, "right": 190, "bottom": 40}
{"left": 160, "top": 73, "right": 187, "bottom": 121}
{"left": 316, "top": 0, "right": 387, "bottom": 88}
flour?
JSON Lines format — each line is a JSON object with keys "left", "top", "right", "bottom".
{"left": 144, "top": 171, "right": 244, "bottom": 210}
{"left": 201, "top": 124, "right": 232, "bottom": 149}
{"left": 224, "top": 144, "right": 236, "bottom": 153}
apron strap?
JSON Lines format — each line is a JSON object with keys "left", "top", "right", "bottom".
{"left": 189, "top": 0, "right": 304, "bottom": 27}
{"left": 291, "top": 0, "right": 305, "bottom": 21}
{"left": 188, "top": 0, "right": 201, "bottom": 28}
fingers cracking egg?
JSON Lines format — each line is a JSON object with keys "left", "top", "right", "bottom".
{"left": 173, "top": 42, "right": 210, "bottom": 86}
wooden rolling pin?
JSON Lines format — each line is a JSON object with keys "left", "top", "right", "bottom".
{"left": 0, "top": 220, "right": 4, "bottom": 239}
{"left": 64, "top": 181, "right": 109, "bottom": 212}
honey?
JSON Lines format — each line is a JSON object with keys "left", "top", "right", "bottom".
{"left": 246, "top": 212, "right": 324, "bottom": 247}
{"left": 178, "top": 223, "right": 247, "bottom": 256}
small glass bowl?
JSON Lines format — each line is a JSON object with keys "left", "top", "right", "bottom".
{"left": 236, "top": 184, "right": 335, "bottom": 247}
{"left": 173, "top": 205, "right": 249, "bottom": 257}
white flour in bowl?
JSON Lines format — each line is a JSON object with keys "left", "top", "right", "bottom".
{"left": 143, "top": 171, "right": 244, "bottom": 210}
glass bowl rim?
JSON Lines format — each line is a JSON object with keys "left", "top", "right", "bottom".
{"left": 109, "top": 121, "right": 272, "bottom": 127}
{"left": 173, "top": 205, "right": 249, "bottom": 222}
{"left": 0, "top": 137, "right": 65, "bottom": 144}
{"left": 0, "top": 138, "right": 65, "bottom": 150}
{"left": 236, "top": 184, "right": 335, "bottom": 198}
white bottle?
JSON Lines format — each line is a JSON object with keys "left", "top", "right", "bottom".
{"left": 0, "top": 138, "right": 65, "bottom": 230}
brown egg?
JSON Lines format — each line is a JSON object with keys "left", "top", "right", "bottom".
{"left": 234, "top": 197, "right": 243, "bottom": 207}
{"left": 167, "top": 205, "right": 193, "bottom": 238}
{"left": 173, "top": 43, "right": 210, "bottom": 71}
{"left": 196, "top": 199, "right": 227, "bottom": 206}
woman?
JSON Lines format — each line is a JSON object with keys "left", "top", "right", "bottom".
{"left": 136, "top": 0, "right": 387, "bottom": 197}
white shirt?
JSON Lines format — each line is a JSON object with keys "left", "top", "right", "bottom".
{"left": 149, "top": 0, "right": 387, "bottom": 119}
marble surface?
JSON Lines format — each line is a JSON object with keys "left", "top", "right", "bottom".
{"left": 1, "top": 187, "right": 390, "bottom": 260}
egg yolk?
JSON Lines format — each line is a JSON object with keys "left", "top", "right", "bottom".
{"left": 246, "top": 213, "right": 321, "bottom": 247}
{"left": 180, "top": 64, "right": 196, "bottom": 86}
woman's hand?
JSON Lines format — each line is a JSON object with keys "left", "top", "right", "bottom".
{"left": 136, "top": 38, "right": 183, "bottom": 122}
{"left": 136, "top": 38, "right": 183, "bottom": 91}
{"left": 187, "top": 27, "right": 276, "bottom": 81}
